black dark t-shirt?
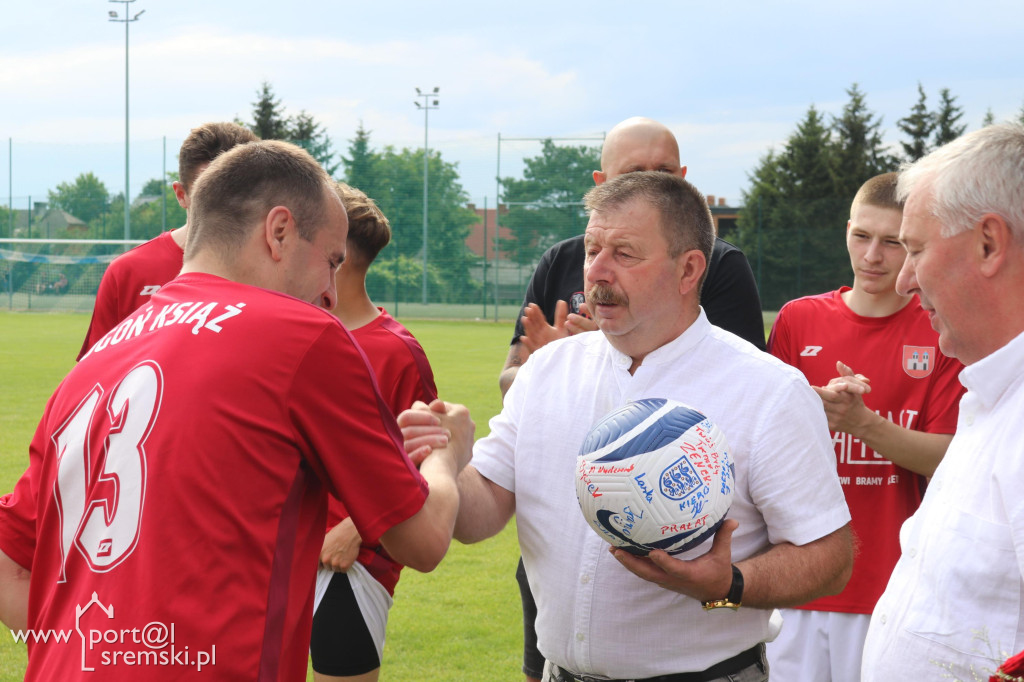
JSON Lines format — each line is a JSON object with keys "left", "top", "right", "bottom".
{"left": 511, "top": 234, "right": 766, "bottom": 350}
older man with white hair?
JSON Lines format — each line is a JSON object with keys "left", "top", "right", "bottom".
{"left": 861, "top": 122, "right": 1024, "bottom": 680}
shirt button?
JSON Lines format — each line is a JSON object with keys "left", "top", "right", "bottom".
{"left": 580, "top": 575, "right": 590, "bottom": 585}
{"left": 908, "top": 548, "right": 917, "bottom": 558}
{"left": 880, "top": 614, "right": 887, "bottom": 625}
{"left": 966, "top": 415, "right": 975, "bottom": 426}
{"left": 576, "top": 632, "right": 585, "bottom": 642}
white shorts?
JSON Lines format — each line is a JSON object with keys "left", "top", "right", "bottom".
{"left": 765, "top": 609, "right": 870, "bottom": 682}
{"left": 313, "top": 562, "right": 393, "bottom": 665}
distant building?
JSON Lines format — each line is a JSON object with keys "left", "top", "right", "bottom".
{"left": 465, "top": 202, "right": 539, "bottom": 302}
{"left": 11, "top": 202, "right": 88, "bottom": 238}
{"left": 706, "top": 195, "right": 739, "bottom": 242}
{"left": 465, "top": 203, "right": 513, "bottom": 259}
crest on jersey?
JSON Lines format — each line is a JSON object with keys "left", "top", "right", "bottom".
{"left": 570, "top": 292, "right": 588, "bottom": 317}
{"left": 903, "top": 345, "right": 935, "bottom": 378}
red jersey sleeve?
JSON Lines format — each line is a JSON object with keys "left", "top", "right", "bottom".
{"left": 0, "top": 391, "right": 62, "bottom": 570}
{"left": 288, "top": 326, "right": 428, "bottom": 546}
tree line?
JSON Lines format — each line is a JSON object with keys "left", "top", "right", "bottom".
{"left": 734, "top": 84, "right": 1024, "bottom": 310}
{"left": 18, "top": 81, "right": 1024, "bottom": 308}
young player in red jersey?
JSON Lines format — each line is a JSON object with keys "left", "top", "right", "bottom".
{"left": 0, "top": 141, "right": 471, "bottom": 682}
{"left": 310, "top": 183, "right": 439, "bottom": 681}
{"left": 765, "top": 172, "right": 965, "bottom": 682}
{"left": 77, "top": 122, "right": 258, "bottom": 360}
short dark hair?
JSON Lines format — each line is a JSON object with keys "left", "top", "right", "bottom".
{"left": 185, "top": 140, "right": 334, "bottom": 260}
{"left": 335, "top": 182, "right": 391, "bottom": 264}
{"left": 178, "top": 122, "right": 259, "bottom": 192}
{"left": 851, "top": 172, "right": 902, "bottom": 215}
{"left": 584, "top": 171, "right": 715, "bottom": 291}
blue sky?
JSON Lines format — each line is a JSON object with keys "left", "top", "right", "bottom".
{"left": 2, "top": 0, "right": 1022, "bottom": 210}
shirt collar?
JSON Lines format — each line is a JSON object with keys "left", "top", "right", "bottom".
{"left": 959, "top": 329, "right": 1024, "bottom": 409}
{"left": 604, "top": 308, "right": 709, "bottom": 369}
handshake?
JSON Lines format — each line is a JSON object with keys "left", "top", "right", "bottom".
{"left": 399, "top": 399, "right": 475, "bottom": 472}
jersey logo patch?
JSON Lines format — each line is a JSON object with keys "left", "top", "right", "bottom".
{"left": 903, "top": 345, "right": 935, "bottom": 378}
{"left": 569, "top": 292, "right": 589, "bottom": 317}
{"left": 139, "top": 285, "right": 161, "bottom": 296}
{"left": 800, "top": 346, "right": 823, "bottom": 357}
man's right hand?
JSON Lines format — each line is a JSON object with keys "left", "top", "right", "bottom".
{"left": 320, "top": 518, "right": 362, "bottom": 572}
{"left": 501, "top": 300, "right": 598, "bottom": 399}
{"left": 398, "top": 400, "right": 475, "bottom": 471}
{"left": 519, "top": 301, "right": 570, "bottom": 353}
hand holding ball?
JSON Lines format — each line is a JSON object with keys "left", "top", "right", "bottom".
{"left": 576, "top": 398, "right": 734, "bottom": 556}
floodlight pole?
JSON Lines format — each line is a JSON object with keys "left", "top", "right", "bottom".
{"left": 109, "top": 1, "right": 145, "bottom": 241}
{"left": 414, "top": 87, "right": 439, "bottom": 305}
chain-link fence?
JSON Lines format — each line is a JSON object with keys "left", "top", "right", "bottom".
{"left": 1, "top": 137, "right": 859, "bottom": 319}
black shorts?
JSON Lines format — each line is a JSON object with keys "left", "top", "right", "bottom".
{"left": 310, "top": 571, "right": 381, "bottom": 676}
{"left": 517, "top": 556, "right": 545, "bottom": 678}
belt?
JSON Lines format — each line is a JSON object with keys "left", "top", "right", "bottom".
{"left": 549, "top": 643, "right": 764, "bottom": 682}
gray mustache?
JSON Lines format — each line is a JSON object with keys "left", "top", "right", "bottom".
{"left": 586, "top": 285, "right": 627, "bottom": 307}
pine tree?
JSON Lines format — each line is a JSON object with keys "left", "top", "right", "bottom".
{"left": 341, "top": 123, "right": 381, "bottom": 192}
{"left": 289, "top": 111, "right": 339, "bottom": 177}
{"left": 736, "top": 105, "right": 850, "bottom": 308}
{"left": 830, "top": 84, "right": 898, "bottom": 200}
{"left": 249, "top": 81, "right": 290, "bottom": 140}
{"left": 982, "top": 108, "right": 996, "bottom": 127}
{"left": 933, "top": 88, "right": 967, "bottom": 147}
{"left": 897, "top": 84, "right": 935, "bottom": 161}
{"left": 780, "top": 105, "right": 834, "bottom": 201}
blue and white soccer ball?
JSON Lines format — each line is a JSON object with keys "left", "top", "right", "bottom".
{"left": 575, "top": 398, "right": 734, "bottom": 556}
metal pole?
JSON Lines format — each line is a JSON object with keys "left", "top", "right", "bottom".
{"left": 495, "top": 133, "right": 501, "bottom": 322}
{"left": 123, "top": 10, "right": 129, "bottom": 239}
{"left": 109, "top": 1, "right": 144, "bottom": 241}
{"left": 414, "top": 87, "right": 439, "bottom": 306}
{"left": 422, "top": 103, "right": 428, "bottom": 305}
{"left": 7, "top": 138, "right": 11, "bottom": 239}
{"left": 756, "top": 195, "right": 762, "bottom": 294}
{"left": 161, "top": 136, "right": 167, "bottom": 232}
{"left": 482, "top": 196, "right": 487, "bottom": 319}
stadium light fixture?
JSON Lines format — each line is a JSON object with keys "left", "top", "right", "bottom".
{"left": 108, "top": 0, "right": 145, "bottom": 242}
{"left": 414, "top": 87, "right": 440, "bottom": 305}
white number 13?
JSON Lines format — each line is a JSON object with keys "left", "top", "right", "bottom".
{"left": 52, "top": 362, "right": 163, "bottom": 580}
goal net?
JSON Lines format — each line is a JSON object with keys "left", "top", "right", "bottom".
{"left": 0, "top": 238, "right": 143, "bottom": 313}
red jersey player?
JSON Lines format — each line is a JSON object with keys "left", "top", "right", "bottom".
{"left": 310, "top": 183, "right": 439, "bottom": 681}
{"left": 77, "top": 122, "right": 258, "bottom": 360}
{"left": 765, "top": 172, "right": 965, "bottom": 682}
{"left": 0, "top": 141, "right": 471, "bottom": 682}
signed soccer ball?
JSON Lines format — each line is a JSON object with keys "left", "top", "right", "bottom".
{"left": 575, "top": 398, "right": 734, "bottom": 556}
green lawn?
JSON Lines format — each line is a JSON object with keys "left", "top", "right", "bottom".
{"left": 0, "top": 310, "right": 776, "bottom": 681}
{"left": 0, "top": 312, "right": 524, "bottom": 681}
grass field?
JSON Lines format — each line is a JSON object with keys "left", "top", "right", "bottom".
{"left": 0, "top": 311, "right": 524, "bottom": 681}
{"left": 0, "top": 310, "right": 775, "bottom": 680}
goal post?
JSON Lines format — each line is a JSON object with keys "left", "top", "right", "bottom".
{"left": 0, "top": 238, "right": 144, "bottom": 313}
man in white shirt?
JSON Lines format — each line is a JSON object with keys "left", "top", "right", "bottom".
{"left": 862, "top": 122, "right": 1024, "bottom": 680}
{"left": 440, "top": 171, "right": 853, "bottom": 681}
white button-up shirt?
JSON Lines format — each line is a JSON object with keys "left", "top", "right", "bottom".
{"left": 863, "top": 330, "right": 1024, "bottom": 681}
{"left": 473, "top": 312, "right": 849, "bottom": 678}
